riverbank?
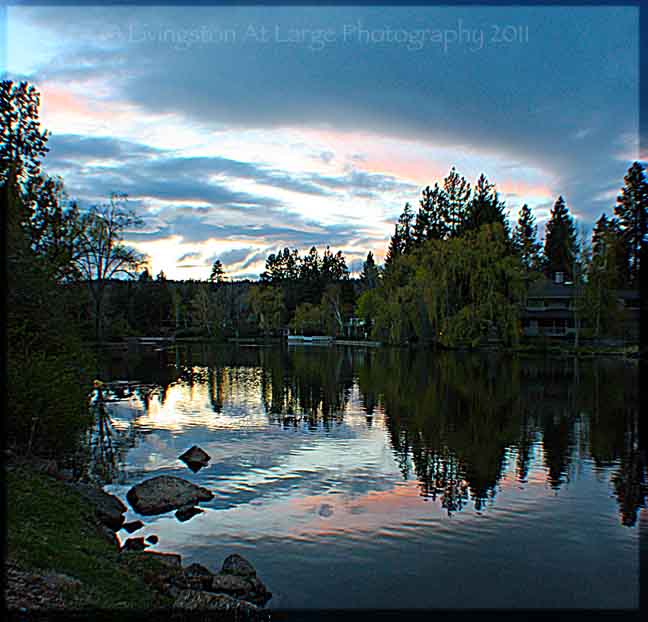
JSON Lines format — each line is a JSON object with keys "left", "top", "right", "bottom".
{"left": 5, "top": 463, "right": 177, "bottom": 612}
{"left": 5, "top": 461, "right": 271, "bottom": 619}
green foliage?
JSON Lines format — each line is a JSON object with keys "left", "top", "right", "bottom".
{"left": 370, "top": 224, "right": 524, "bottom": 346}
{"left": 543, "top": 195, "right": 577, "bottom": 280}
{"left": 248, "top": 284, "right": 286, "bottom": 334}
{"left": 614, "top": 161, "right": 647, "bottom": 285}
{"left": 7, "top": 467, "right": 174, "bottom": 609}
{"left": 512, "top": 203, "right": 542, "bottom": 272}
{"left": 1, "top": 80, "right": 49, "bottom": 186}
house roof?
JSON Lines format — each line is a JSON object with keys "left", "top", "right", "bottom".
{"left": 527, "top": 278, "right": 576, "bottom": 299}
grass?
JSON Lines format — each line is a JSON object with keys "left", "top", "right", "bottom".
{"left": 6, "top": 465, "right": 176, "bottom": 611}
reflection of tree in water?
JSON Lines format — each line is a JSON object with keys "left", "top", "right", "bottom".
{"left": 91, "top": 344, "right": 644, "bottom": 525}
{"left": 258, "top": 347, "right": 353, "bottom": 429}
{"left": 86, "top": 385, "right": 148, "bottom": 483}
{"left": 358, "top": 349, "right": 643, "bottom": 522}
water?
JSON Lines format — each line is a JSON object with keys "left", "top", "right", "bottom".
{"left": 91, "top": 345, "right": 642, "bottom": 609}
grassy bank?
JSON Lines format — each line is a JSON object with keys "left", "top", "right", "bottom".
{"left": 6, "top": 465, "right": 176, "bottom": 611}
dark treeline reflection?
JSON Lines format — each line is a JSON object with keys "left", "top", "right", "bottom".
{"left": 95, "top": 345, "right": 643, "bottom": 525}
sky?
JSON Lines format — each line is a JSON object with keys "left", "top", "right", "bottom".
{"left": 4, "top": 5, "right": 640, "bottom": 280}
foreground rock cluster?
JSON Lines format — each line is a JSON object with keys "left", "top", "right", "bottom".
{"left": 129, "top": 551, "right": 272, "bottom": 617}
{"left": 8, "top": 448, "right": 271, "bottom": 617}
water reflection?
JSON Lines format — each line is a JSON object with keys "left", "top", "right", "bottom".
{"left": 94, "top": 346, "right": 644, "bottom": 528}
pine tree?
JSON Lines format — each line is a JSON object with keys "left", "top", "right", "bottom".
{"left": 512, "top": 204, "right": 542, "bottom": 271}
{"left": 413, "top": 184, "right": 448, "bottom": 245}
{"left": 443, "top": 167, "right": 471, "bottom": 237}
{"left": 385, "top": 203, "right": 414, "bottom": 270}
{"left": 543, "top": 196, "right": 577, "bottom": 281}
{"left": 209, "top": 259, "right": 225, "bottom": 284}
{"left": 591, "top": 214, "right": 629, "bottom": 287}
{"left": 464, "top": 174, "right": 509, "bottom": 236}
{"left": 614, "top": 161, "right": 647, "bottom": 286}
{"left": 359, "top": 251, "right": 379, "bottom": 290}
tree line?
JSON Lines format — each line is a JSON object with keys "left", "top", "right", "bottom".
{"left": 355, "top": 163, "right": 645, "bottom": 345}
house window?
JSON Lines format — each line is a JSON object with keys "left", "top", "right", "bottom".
{"left": 554, "top": 271, "right": 564, "bottom": 284}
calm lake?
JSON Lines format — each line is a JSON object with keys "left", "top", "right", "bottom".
{"left": 92, "top": 345, "right": 641, "bottom": 609}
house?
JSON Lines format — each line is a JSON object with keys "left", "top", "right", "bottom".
{"left": 521, "top": 273, "right": 640, "bottom": 341}
{"left": 522, "top": 275, "right": 578, "bottom": 337}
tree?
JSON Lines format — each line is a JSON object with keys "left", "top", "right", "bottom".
{"left": 190, "top": 284, "right": 221, "bottom": 337}
{"left": 75, "top": 193, "right": 144, "bottom": 341}
{"left": 543, "top": 196, "right": 577, "bottom": 281}
{"left": 24, "top": 174, "right": 85, "bottom": 283}
{"left": 385, "top": 203, "right": 414, "bottom": 270}
{"left": 0, "top": 80, "right": 49, "bottom": 188}
{"left": 413, "top": 183, "right": 448, "bottom": 244}
{"left": 614, "top": 161, "right": 647, "bottom": 286}
{"left": 359, "top": 251, "right": 380, "bottom": 290}
{"left": 463, "top": 174, "right": 508, "bottom": 236}
{"left": 442, "top": 167, "right": 471, "bottom": 237}
{"left": 209, "top": 259, "right": 226, "bottom": 284}
{"left": 248, "top": 285, "right": 285, "bottom": 336}
{"left": 512, "top": 204, "right": 542, "bottom": 272}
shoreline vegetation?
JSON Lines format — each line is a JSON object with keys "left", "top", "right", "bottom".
{"left": 3, "top": 79, "right": 644, "bottom": 613}
{"left": 6, "top": 459, "right": 271, "bottom": 619}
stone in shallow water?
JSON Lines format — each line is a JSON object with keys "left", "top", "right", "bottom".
{"left": 175, "top": 505, "right": 204, "bottom": 522}
{"left": 126, "top": 475, "right": 213, "bottom": 516}
{"left": 178, "top": 445, "right": 211, "bottom": 472}
{"left": 121, "top": 537, "right": 148, "bottom": 552}
{"left": 122, "top": 520, "right": 144, "bottom": 533}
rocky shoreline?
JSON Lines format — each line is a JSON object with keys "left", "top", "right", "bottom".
{"left": 5, "top": 453, "right": 272, "bottom": 619}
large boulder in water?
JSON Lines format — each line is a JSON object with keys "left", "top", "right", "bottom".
{"left": 126, "top": 475, "right": 213, "bottom": 516}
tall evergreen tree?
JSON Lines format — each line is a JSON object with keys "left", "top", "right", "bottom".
{"left": 359, "top": 251, "right": 380, "bottom": 290}
{"left": 512, "top": 204, "right": 542, "bottom": 272}
{"left": 614, "top": 161, "right": 647, "bottom": 286}
{"left": 464, "top": 174, "right": 509, "bottom": 236}
{"left": 209, "top": 259, "right": 225, "bottom": 284}
{"left": 443, "top": 167, "right": 471, "bottom": 237}
{"left": 385, "top": 203, "right": 414, "bottom": 269}
{"left": 413, "top": 184, "right": 448, "bottom": 245}
{"left": 543, "top": 196, "right": 577, "bottom": 281}
{"left": 591, "top": 214, "right": 629, "bottom": 287}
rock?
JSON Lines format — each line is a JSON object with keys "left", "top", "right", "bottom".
{"left": 184, "top": 562, "right": 213, "bottom": 577}
{"left": 96, "top": 523, "right": 120, "bottom": 550}
{"left": 142, "top": 551, "right": 182, "bottom": 567}
{"left": 122, "top": 520, "right": 144, "bottom": 533}
{"left": 146, "top": 535, "right": 159, "bottom": 544}
{"left": 221, "top": 553, "right": 256, "bottom": 578}
{"left": 176, "top": 562, "right": 214, "bottom": 590}
{"left": 126, "top": 475, "right": 213, "bottom": 516}
{"left": 42, "top": 573, "right": 82, "bottom": 591}
{"left": 121, "top": 537, "right": 149, "bottom": 552}
{"left": 175, "top": 505, "right": 204, "bottom": 522}
{"left": 245, "top": 576, "right": 272, "bottom": 606}
{"left": 71, "top": 482, "right": 126, "bottom": 530}
{"left": 173, "top": 590, "right": 269, "bottom": 621}
{"left": 178, "top": 445, "right": 211, "bottom": 472}
{"left": 210, "top": 573, "right": 252, "bottom": 596}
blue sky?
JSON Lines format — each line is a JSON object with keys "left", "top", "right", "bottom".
{"left": 5, "top": 5, "right": 640, "bottom": 279}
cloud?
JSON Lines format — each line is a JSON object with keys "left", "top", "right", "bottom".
{"left": 10, "top": 4, "right": 640, "bottom": 275}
